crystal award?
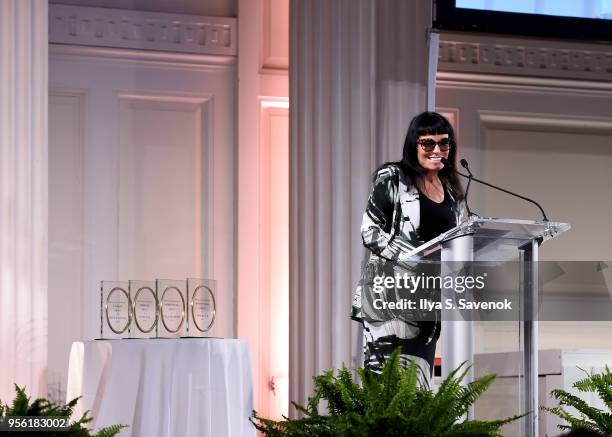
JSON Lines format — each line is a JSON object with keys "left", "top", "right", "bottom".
{"left": 100, "top": 281, "right": 131, "bottom": 339}
{"left": 129, "top": 280, "right": 158, "bottom": 338}
{"left": 156, "top": 279, "right": 187, "bottom": 337}
{"left": 186, "top": 278, "right": 217, "bottom": 337}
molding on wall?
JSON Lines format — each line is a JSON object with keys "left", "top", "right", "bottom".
{"left": 117, "top": 89, "right": 214, "bottom": 105}
{"left": 436, "top": 71, "right": 612, "bottom": 97}
{"left": 478, "top": 110, "right": 612, "bottom": 135}
{"left": 261, "top": 0, "right": 289, "bottom": 73}
{"left": 436, "top": 107, "right": 460, "bottom": 138}
{"left": 258, "top": 98, "right": 290, "bottom": 419}
{"left": 115, "top": 90, "right": 215, "bottom": 279}
{"left": 49, "top": 44, "right": 235, "bottom": 72}
{"left": 438, "top": 32, "right": 612, "bottom": 82}
{"left": 49, "top": 4, "right": 237, "bottom": 56}
{"left": 47, "top": 88, "right": 87, "bottom": 403}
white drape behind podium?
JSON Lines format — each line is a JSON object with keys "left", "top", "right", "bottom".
{"left": 289, "top": 0, "right": 432, "bottom": 413}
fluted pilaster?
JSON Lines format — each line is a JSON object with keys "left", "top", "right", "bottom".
{"left": 0, "top": 0, "right": 48, "bottom": 399}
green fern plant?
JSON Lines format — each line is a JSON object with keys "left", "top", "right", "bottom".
{"left": 541, "top": 365, "right": 612, "bottom": 435}
{"left": 251, "top": 349, "right": 525, "bottom": 436}
{"left": 0, "top": 384, "right": 126, "bottom": 436}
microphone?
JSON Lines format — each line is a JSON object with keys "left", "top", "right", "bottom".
{"left": 442, "top": 157, "right": 474, "bottom": 217}
{"left": 441, "top": 157, "right": 549, "bottom": 221}
{"left": 458, "top": 159, "right": 474, "bottom": 216}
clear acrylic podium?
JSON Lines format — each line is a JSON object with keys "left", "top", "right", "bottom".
{"left": 398, "top": 215, "right": 570, "bottom": 437}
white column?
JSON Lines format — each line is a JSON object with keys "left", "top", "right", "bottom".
{"left": 289, "top": 0, "right": 431, "bottom": 412}
{"left": 0, "top": 0, "right": 48, "bottom": 400}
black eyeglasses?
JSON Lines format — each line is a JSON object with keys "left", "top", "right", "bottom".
{"left": 417, "top": 138, "right": 452, "bottom": 152}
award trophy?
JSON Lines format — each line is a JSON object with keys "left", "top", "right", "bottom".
{"left": 156, "top": 279, "right": 187, "bottom": 337}
{"left": 100, "top": 281, "right": 131, "bottom": 339}
{"left": 129, "top": 280, "right": 158, "bottom": 338}
{"left": 186, "top": 278, "right": 217, "bottom": 337}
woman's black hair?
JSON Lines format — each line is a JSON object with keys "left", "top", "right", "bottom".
{"left": 377, "top": 111, "right": 464, "bottom": 200}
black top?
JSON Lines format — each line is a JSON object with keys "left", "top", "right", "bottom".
{"left": 417, "top": 187, "right": 456, "bottom": 242}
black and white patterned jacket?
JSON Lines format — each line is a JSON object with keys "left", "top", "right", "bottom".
{"left": 352, "top": 164, "right": 467, "bottom": 321}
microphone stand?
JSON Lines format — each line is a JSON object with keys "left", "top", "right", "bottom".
{"left": 443, "top": 158, "right": 549, "bottom": 222}
{"left": 461, "top": 164, "right": 475, "bottom": 218}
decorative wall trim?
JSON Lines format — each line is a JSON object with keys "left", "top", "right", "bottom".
{"left": 437, "top": 71, "right": 612, "bottom": 97}
{"left": 49, "top": 4, "right": 237, "bottom": 56}
{"left": 258, "top": 98, "right": 290, "bottom": 419}
{"left": 261, "top": 0, "right": 289, "bottom": 72}
{"left": 439, "top": 33, "right": 612, "bottom": 82}
{"left": 436, "top": 107, "right": 460, "bottom": 138}
{"left": 478, "top": 110, "right": 612, "bottom": 135}
{"left": 115, "top": 90, "right": 215, "bottom": 280}
{"left": 47, "top": 88, "right": 86, "bottom": 404}
{"left": 49, "top": 44, "right": 235, "bottom": 72}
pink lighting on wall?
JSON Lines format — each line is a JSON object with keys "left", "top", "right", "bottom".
{"left": 259, "top": 97, "right": 289, "bottom": 419}
{"left": 237, "top": 0, "right": 289, "bottom": 421}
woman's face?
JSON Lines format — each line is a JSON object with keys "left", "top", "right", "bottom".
{"left": 416, "top": 133, "right": 450, "bottom": 172}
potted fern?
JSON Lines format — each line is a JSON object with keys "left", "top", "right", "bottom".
{"left": 0, "top": 385, "right": 125, "bottom": 436}
{"left": 542, "top": 365, "right": 612, "bottom": 436}
{"left": 251, "top": 349, "right": 525, "bottom": 436}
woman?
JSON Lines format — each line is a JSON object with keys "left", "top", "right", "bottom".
{"left": 352, "top": 111, "right": 467, "bottom": 389}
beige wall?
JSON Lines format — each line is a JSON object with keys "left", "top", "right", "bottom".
{"left": 437, "top": 34, "right": 612, "bottom": 355}
{"left": 48, "top": 22, "right": 236, "bottom": 402}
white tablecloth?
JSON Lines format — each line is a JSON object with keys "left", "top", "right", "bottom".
{"left": 66, "top": 339, "right": 255, "bottom": 437}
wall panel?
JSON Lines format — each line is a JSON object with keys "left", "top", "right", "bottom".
{"left": 261, "top": 0, "right": 289, "bottom": 71}
{"left": 48, "top": 91, "right": 85, "bottom": 402}
{"left": 117, "top": 95, "right": 211, "bottom": 280}
{"left": 259, "top": 103, "right": 289, "bottom": 419}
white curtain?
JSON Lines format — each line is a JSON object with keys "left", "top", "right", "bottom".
{"left": 289, "top": 0, "right": 432, "bottom": 413}
{"left": 0, "top": 0, "right": 48, "bottom": 400}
